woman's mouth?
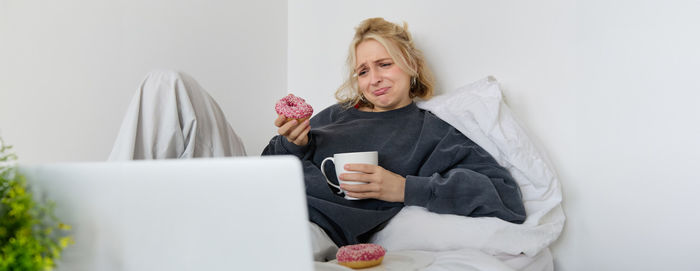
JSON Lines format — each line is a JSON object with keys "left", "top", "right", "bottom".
{"left": 373, "top": 87, "right": 389, "bottom": 96}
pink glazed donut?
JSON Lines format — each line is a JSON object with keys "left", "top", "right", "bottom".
{"left": 336, "top": 243, "right": 386, "bottom": 269}
{"left": 275, "top": 94, "right": 313, "bottom": 123}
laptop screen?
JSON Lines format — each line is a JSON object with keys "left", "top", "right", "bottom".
{"left": 20, "top": 156, "right": 313, "bottom": 271}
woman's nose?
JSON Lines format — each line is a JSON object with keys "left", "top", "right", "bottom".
{"left": 369, "top": 69, "right": 382, "bottom": 85}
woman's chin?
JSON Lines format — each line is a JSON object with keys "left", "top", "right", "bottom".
{"left": 374, "top": 99, "right": 412, "bottom": 111}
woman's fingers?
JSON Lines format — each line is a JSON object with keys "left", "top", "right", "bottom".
{"left": 340, "top": 182, "right": 378, "bottom": 193}
{"left": 293, "top": 125, "right": 311, "bottom": 145}
{"left": 274, "top": 115, "right": 287, "bottom": 127}
{"left": 343, "top": 163, "right": 376, "bottom": 174}
{"left": 340, "top": 165, "right": 406, "bottom": 202}
{"left": 339, "top": 171, "right": 379, "bottom": 195}
{"left": 340, "top": 172, "right": 375, "bottom": 183}
{"left": 344, "top": 191, "right": 379, "bottom": 199}
{"left": 288, "top": 120, "right": 310, "bottom": 145}
{"left": 288, "top": 119, "right": 310, "bottom": 140}
{"left": 276, "top": 118, "right": 310, "bottom": 146}
{"left": 277, "top": 119, "right": 298, "bottom": 138}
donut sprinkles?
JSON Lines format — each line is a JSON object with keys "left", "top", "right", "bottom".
{"left": 275, "top": 94, "right": 313, "bottom": 121}
{"left": 336, "top": 243, "right": 386, "bottom": 269}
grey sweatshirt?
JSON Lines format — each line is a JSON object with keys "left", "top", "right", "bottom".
{"left": 262, "top": 103, "right": 525, "bottom": 246}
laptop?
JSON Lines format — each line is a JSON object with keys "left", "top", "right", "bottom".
{"left": 19, "top": 156, "right": 313, "bottom": 271}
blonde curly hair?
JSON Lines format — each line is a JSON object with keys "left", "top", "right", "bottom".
{"left": 335, "top": 17, "right": 435, "bottom": 108}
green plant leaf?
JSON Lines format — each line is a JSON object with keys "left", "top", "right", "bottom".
{"left": 0, "top": 137, "right": 72, "bottom": 271}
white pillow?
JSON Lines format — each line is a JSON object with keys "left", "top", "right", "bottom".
{"left": 370, "top": 76, "right": 565, "bottom": 257}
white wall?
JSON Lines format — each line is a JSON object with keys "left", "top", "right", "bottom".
{"left": 0, "top": 0, "right": 287, "bottom": 162}
{"left": 3, "top": 0, "right": 700, "bottom": 269}
{"left": 565, "top": 1, "right": 700, "bottom": 269}
{"left": 289, "top": 0, "right": 700, "bottom": 270}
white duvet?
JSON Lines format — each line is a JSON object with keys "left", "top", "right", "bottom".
{"left": 315, "top": 248, "right": 553, "bottom": 271}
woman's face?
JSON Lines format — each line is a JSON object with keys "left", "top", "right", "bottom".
{"left": 355, "top": 39, "right": 412, "bottom": 112}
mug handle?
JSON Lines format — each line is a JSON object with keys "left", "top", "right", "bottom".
{"left": 320, "top": 157, "right": 343, "bottom": 194}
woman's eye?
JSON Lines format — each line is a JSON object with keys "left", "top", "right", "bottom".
{"left": 380, "top": 63, "right": 392, "bottom": 68}
{"left": 358, "top": 70, "right": 368, "bottom": 76}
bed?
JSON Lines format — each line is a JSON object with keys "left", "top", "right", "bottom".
{"left": 103, "top": 72, "right": 564, "bottom": 270}
{"left": 314, "top": 76, "right": 565, "bottom": 271}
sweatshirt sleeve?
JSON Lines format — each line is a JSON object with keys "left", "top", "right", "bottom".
{"left": 403, "top": 127, "right": 526, "bottom": 224}
{"left": 261, "top": 134, "right": 313, "bottom": 158}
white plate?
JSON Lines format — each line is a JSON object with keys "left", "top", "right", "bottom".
{"left": 319, "top": 250, "right": 435, "bottom": 271}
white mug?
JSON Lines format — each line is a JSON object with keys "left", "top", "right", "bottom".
{"left": 320, "top": 151, "right": 378, "bottom": 200}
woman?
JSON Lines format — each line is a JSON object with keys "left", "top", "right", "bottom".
{"left": 262, "top": 17, "right": 525, "bottom": 253}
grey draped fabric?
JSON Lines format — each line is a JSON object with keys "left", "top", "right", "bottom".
{"left": 108, "top": 70, "right": 246, "bottom": 160}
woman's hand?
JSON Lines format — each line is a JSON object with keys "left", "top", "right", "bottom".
{"left": 275, "top": 115, "right": 310, "bottom": 146}
{"left": 339, "top": 164, "right": 406, "bottom": 202}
